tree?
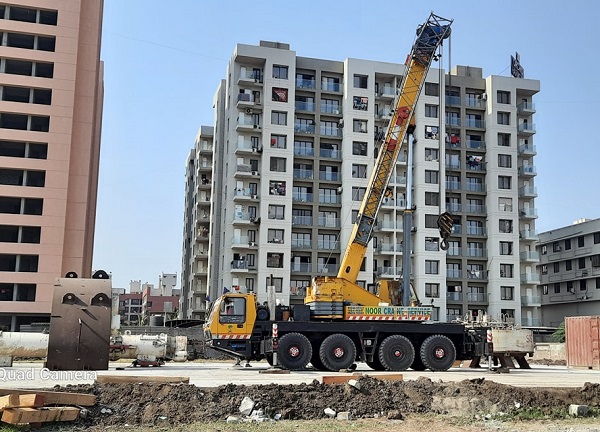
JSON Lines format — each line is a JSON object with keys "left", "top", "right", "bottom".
{"left": 552, "top": 321, "right": 565, "bottom": 343}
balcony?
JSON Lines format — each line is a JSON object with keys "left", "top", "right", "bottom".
{"left": 521, "top": 296, "right": 542, "bottom": 306}
{"left": 447, "top": 269, "right": 462, "bottom": 278}
{"left": 447, "top": 247, "right": 462, "bottom": 257}
{"left": 321, "top": 82, "right": 341, "bottom": 92}
{"left": 319, "top": 171, "right": 340, "bottom": 181}
{"left": 446, "top": 203, "right": 461, "bottom": 213}
{"left": 452, "top": 225, "right": 461, "bottom": 234}
{"left": 235, "top": 164, "right": 259, "bottom": 177}
{"left": 290, "top": 286, "right": 307, "bottom": 299}
{"left": 446, "top": 181, "right": 461, "bottom": 191}
{"left": 376, "top": 109, "right": 392, "bottom": 120}
{"left": 293, "top": 168, "right": 314, "bottom": 180}
{"left": 518, "top": 144, "right": 536, "bottom": 156}
{"left": 466, "top": 161, "right": 486, "bottom": 172}
{"left": 197, "top": 162, "right": 211, "bottom": 172}
{"left": 521, "top": 273, "right": 540, "bottom": 284}
{"left": 317, "top": 265, "right": 337, "bottom": 275}
{"left": 465, "top": 119, "right": 485, "bottom": 129}
{"left": 318, "top": 216, "right": 340, "bottom": 228}
{"left": 296, "top": 78, "right": 316, "bottom": 90}
{"left": 292, "top": 215, "right": 313, "bottom": 226}
{"left": 231, "top": 260, "right": 255, "bottom": 271}
{"left": 377, "top": 243, "right": 403, "bottom": 253}
{"left": 466, "top": 182, "right": 485, "bottom": 192}
{"left": 519, "top": 229, "right": 538, "bottom": 241}
{"left": 294, "top": 123, "right": 315, "bottom": 134}
{"left": 292, "top": 193, "right": 313, "bottom": 203}
{"left": 377, "top": 266, "right": 402, "bottom": 277}
{"left": 236, "top": 93, "right": 258, "bottom": 107}
{"left": 518, "top": 165, "right": 537, "bottom": 176}
{"left": 521, "top": 318, "right": 542, "bottom": 327}
{"left": 517, "top": 102, "right": 536, "bottom": 114}
{"left": 291, "top": 239, "right": 312, "bottom": 249}
{"left": 446, "top": 95, "right": 461, "bottom": 106}
{"left": 237, "top": 70, "right": 263, "bottom": 85}
{"left": 519, "top": 208, "right": 538, "bottom": 219}
{"left": 517, "top": 123, "right": 536, "bottom": 135}
{"left": 466, "top": 226, "right": 486, "bottom": 236}
{"left": 519, "top": 186, "right": 537, "bottom": 198}
{"left": 378, "top": 87, "right": 396, "bottom": 98}
{"left": 231, "top": 236, "right": 255, "bottom": 247}
{"left": 320, "top": 126, "right": 342, "bottom": 137}
{"left": 295, "top": 101, "right": 315, "bottom": 112}
{"left": 446, "top": 161, "right": 461, "bottom": 170}
{"left": 194, "top": 267, "right": 208, "bottom": 276}
{"left": 466, "top": 204, "right": 486, "bottom": 214}
{"left": 233, "top": 211, "right": 253, "bottom": 223}
{"left": 466, "top": 140, "right": 485, "bottom": 150}
{"left": 319, "top": 148, "right": 341, "bottom": 159}
{"left": 520, "top": 250, "right": 540, "bottom": 262}
{"left": 320, "top": 103, "right": 342, "bottom": 115}
{"left": 291, "top": 263, "right": 312, "bottom": 273}
{"left": 390, "top": 176, "right": 406, "bottom": 186}
{"left": 236, "top": 118, "right": 261, "bottom": 132}
{"left": 446, "top": 292, "right": 463, "bottom": 301}
{"left": 466, "top": 292, "right": 487, "bottom": 303}
{"left": 466, "top": 248, "right": 486, "bottom": 258}
{"left": 318, "top": 241, "right": 340, "bottom": 250}
{"left": 198, "top": 142, "right": 213, "bottom": 154}
{"left": 319, "top": 194, "right": 340, "bottom": 204}
{"left": 467, "top": 269, "right": 487, "bottom": 280}
{"left": 445, "top": 116, "right": 461, "bottom": 127}
{"left": 234, "top": 188, "right": 258, "bottom": 200}
{"left": 375, "top": 220, "right": 400, "bottom": 231}
{"left": 235, "top": 141, "right": 261, "bottom": 154}
{"left": 294, "top": 146, "right": 315, "bottom": 157}
{"left": 465, "top": 98, "right": 485, "bottom": 108}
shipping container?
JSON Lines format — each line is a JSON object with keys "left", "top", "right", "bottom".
{"left": 565, "top": 316, "right": 600, "bottom": 369}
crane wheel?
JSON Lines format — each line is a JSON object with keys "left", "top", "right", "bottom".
{"left": 277, "top": 333, "right": 312, "bottom": 371}
{"left": 420, "top": 334, "right": 456, "bottom": 371}
{"left": 319, "top": 334, "right": 357, "bottom": 372}
{"left": 378, "top": 335, "right": 415, "bottom": 371}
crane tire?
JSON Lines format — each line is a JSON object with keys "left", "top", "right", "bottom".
{"left": 378, "top": 335, "right": 415, "bottom": 371}
{"left": 420, "top": 334, "right": 456, "bottom": 371}
{"left": 277, "top": 333, "right": 312, "bottom": 371}
{"left": 319, "top": 334, "right": 356, "bottom": 372}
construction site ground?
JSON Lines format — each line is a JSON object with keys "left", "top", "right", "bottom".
{"left": 3, "top": 360, "right": 600, "bottom": 431}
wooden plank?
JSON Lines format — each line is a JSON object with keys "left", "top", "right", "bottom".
{"left": 365, "top": 373, "right": 404, "bottom": 382}
{"left": 0, "top": 389, "right": 95, "bottom": 407}
{"left": 95, "top": 375, "right": 190, "bottom": 384}
{"left": 0, "top": 394, "right": 45, "bottom": 410}
{"left": 321, "top": 374, "right": 362, "bottom": 384}
{"left": 2, "top": 407, "right": 80, "bottom": 424}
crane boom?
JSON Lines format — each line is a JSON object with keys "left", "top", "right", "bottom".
{"left": 306, "top": 13, "right": 452, "bottom": 318}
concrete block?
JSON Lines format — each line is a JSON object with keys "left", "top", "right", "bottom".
{"left": 226, "top": 416, "right": 241, "bottom": 423}
{"left": 0, "top": 356, "right": 12, "bottom": 367}
{"left": 347, "top": 379, "right": 361, "bottom": 390}
{"left": 336, "top": 411, "right": 351, "bottom": 420}
{"left": 324, "top": 408, "right": 336, "bottom": 418}
{"left": 569, "top": 404, "right": 589, "bottom": 417}
{"left": 239, "top": 396, "right": 255, "bottom": 416}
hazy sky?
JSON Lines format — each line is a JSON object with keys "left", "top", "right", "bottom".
{"left": 95, "top": 0, "right": 600, "bottom": 289}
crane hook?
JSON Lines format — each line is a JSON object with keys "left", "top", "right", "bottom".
{"left": 440, "top": 238, "right": 450, "bottom": 251}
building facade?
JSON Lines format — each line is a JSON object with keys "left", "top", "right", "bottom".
{"left": 0, "top": 1, "right": 104, "bottom": 330}
{"left": 182, "top": 41, "right": 540, "bottom": 324}
{"left": 537, "top": 218, "right": 600, "bottom": 327}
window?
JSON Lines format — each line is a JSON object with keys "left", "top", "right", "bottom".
{"left": 219, "top": 297, "right": 246, "bottom": 324}
{"left": 271, "top": 111, "right": 287, "bottom": 125}
{"left": 498, "top": 197, "right": 512, "bottom": 212}
{"left": 567, "top": 281, "right": 574, "bottom": 293}
{"left": 290, "top": 279, "right": 309, "bottom": 296}
{"left": 273, "top": 65, "right": 288, "bottom": 79}
{"left": 425, "top": 214, "right": 438, "bottom": 228}
{"left": 580, "top": 279, "right": 587, "bottom": 291}
{"left": 266, "top": 253, "right": 283, "bottom": 268}
{"left": 0, "top": 113, "right": 49, "bottom": 131}
{"left": 353, "top": 74, "right": 368, "bottom": 89}
{"left": 497, "top": 91, "right": 511, "bottom": 104}
{"left": 270, "top": 134, "right": 286, "bottom": 149}
{"left": 497, "top": 112, "right": 510, "bottom": 125}
{"left": 425, "top": 148, "right": 439, "bottom": 161}
{"left": 425, "top": 237, "right": 439, "bottom": 251}
{"left": 425, "top": 283, "right": 439, "bottom": 298}
{"left": 498, "top": 154, "right": 512, "bottom": 168}
{"left": 554, "top": 283, "right": 561, "bottom": 294}
{"left": 352, "top": 141, "right": 367, "bottom": 156}
{"left": 500, "top": 264, "right": 513, "bottom": 278}
{"left": 499, "top": 219, "right": 513, "bottom": 233}
{"left": 592, "top": 255, "right": 600, "bottom": 268}
{"left": 424, "top": 125, "right": 439, "bottom": 140}
{"left": 425, "top": 104, "right": 438, "bottom": 118}
{"left": 0, "top": 141, "right": 47, "bottom": 159}
{"left": 564, "top": 238, "right": 572, "bottom": 250}
{"left": 542, "top": 285, "right": 548, "bottom": 295}
{"left": 352, "top": 164, "right": 367, "bottom": 179}
{"left": 0, "top": 226, "right": 40, "bottom": 243}
{"left": 267, "top": 229, "right": 284, "bottom": 244}
{"left": 425, "top": 260, "right": 439, "bottom": 275}
{"left": 352, "top": 187, "right": 366, "bottom": 201}
{"left": 424, "top": 170, "right": 439, "bottom": 184}
{"left": 268, "top": 205, "right": 284, "bottom": 220}
{"left": 595, "top": 232, "right": 600, "bottom": 244}
{"left": 553, "top": 262, "right": 560, "bottom": 273}
{"left": 566, "top": 260, "right": 572, "bottom": 271}
{"left": 499, "top": 241, "right": 513, "bottom": 255}
{"left": 500, "top": 286, "right": 514, "bottom": 300}
{"left": 578, "top": 236, "right": 585, "bottom": 247}
{"left": 269, "top": 157, "right": 286, "bottom": 172}
{"left": 269, "top": 181, "right": 286, "bottom": 196}
{"left": 271, "top": 87, "right": 288, "bottom": 102}
{"left": 541, "top": 264, "right": 548, "bottom": 275}
{"left": 425, "top": 83, "right": 439, "bottom": 96}
{"left": 553, "top": 241, "right": 561, "bottom": 253}
{"left": 425, "top": 192, "right": 439, "bottom": 206}
{"left": 579, "top": 257, "right": 586, "bottom": 269}
{"left": 353, "top": 119, "right": 367, "bottom": 133}
{"left": 498, "top": 133, "right": 510, "bottom": 147}
{"left": 0, "top": 254, "right": 38, "bottom": 272}
{"left": 353, "top": 96, "right": 368, "bottom": 110}
{"left": 498, "top": 176, "right": 511, "bottom": 189}
{"left": 318, "top": 234, "right": 338, "bottom": 250}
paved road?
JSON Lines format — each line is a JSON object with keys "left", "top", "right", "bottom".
{"left": 1, "top": 361, "right": 599, "bottom": 389}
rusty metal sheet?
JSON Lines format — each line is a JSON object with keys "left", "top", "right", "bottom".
{"left": 45, "top": 271, "right": 112, "bottom": 371}
{"left": 565, "top": 316, "right": 600, "bottom": 369}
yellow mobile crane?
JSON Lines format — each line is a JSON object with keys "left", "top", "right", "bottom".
{"left": 205, "top": 13, "right": 491, "bottom": 372}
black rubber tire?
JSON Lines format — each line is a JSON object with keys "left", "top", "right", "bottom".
{"left": 378, "top": 335, "right": 415, "bottom": 371}
{"left": 366, "top": 353, "right": 386, "bottom": 371}
{"left": 277, "top": 333, "right": 312, "bottom": 371}
{"left": 319, "top": 334, "right": 356, "bottom": 371}
{"left": 420, "top": 335, "right": 456, "bottom": 372}
{"left": 410, "top": 354, "right": 427, "bottom": 371}
{"left": 265, "top": 353, "right": 273, "bottom": 366}
{"left": 256, "top": 307, "right": 270, "bottom": 321}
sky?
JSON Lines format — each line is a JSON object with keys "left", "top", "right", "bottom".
{"left": 94, "top": 0, "right": 600, "bottom": 289}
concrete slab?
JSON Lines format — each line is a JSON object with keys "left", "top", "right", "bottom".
{"left": 0, "top": 361, "right": 598, "bottom": 389}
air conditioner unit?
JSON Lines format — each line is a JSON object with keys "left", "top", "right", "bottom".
{"left": 253, "top": 124, "right": 259, "bottom": 129}
{"left": 249, "top": 241, "right": 256, "bottom": 247}
{"left": 249, "top": 217, "right": 256, "bottom": 222}
{"left": 337, "top": 186, "right": 343, "bottom": 193}
{"left": 251, "top": 170, "right": 258, "bottom": 175}
{"left": 251, "top": 194, "right": 258, "bottom": 199}
{"left": 245, "top": 108, "right": 253, "bottom": 114}
{"left": 338, "top": 119, "right": 344, "bottom": 128}
{"left": 479, "top": 92, "right": 487, "bottom": 101}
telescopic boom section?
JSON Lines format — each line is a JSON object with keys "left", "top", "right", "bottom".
{"left": 337, "top": 13, "right": 452, "bottom": 284}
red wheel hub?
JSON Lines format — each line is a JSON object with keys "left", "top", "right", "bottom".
{"left": 289, "top": 346, "right": 300, "bottom": 357}
{"left": 333, "top": 347, "right": 345, "bottom": 358}
{"left": 393, "top": 350, "right": 403, "bottom": 358}
{"left": 435, "top": 347, "right": 445, "bottom": 358}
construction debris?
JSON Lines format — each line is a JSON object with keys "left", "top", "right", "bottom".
{"left": 0, "top": 391, "right": 84, "bottom": 426}
{"left": 95, "top": 375, "right": 189, "bottom": 384}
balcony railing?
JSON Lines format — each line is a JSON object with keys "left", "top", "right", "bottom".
{"left": 466, "top": 183, "right": 485, "bottom": 192}
{"left": 446, "top": 203, "right": 461, "bottom": 213}
{"left": 518, "top": 123, "right": 536, "bottom": 133}
{"left": 317, "top": 265, "right": 337, "bottom": 274}
{"left": 518, "top": 144, "right": 536, "bottom": 155}
{"left": 319, "top": 171, "right": 340, "bottom": 181}
{"left": 296, "top": 78, "right": 316, "bottom": 89}
{"left": 466, "top": 139, "right": 485, "bottom": 150}
{"left": 445, "top": 117, "right": 461, "bottom": 126}
{"left": 320, "top": 103, "right": 342, "bottom": 114}
{"left": 466, "top": 204, "right": 486, "bottom": 214}
{"left": 294, "top": 124, "right": 315, "bottom": 134}
{"left": 446, "top": 95, "right": 461, "bottom": 105}
{"left": 295, "top": 101, "right": 315, "bottom": 112}
{"left": 519, "top": 229, "right": 538, "bottom": 240}
{"left": 521, "top": 296, "right": 542, "bottom": 306}
{"left": 379, "top": 87, "right": 396, "bottom": 97}
{"left": 519, "top": 186, "right": 537, "bottom": 197}
{"left": 519, "top": 208, "right": 538, "bottom": 218}
{"left": 466, "top": 292, "right": 487, "bottom": 303}
{"left": 467, "top": 270, "right": 487, "bottom": 280}
{"left": 377, "top": 266, "right": 402, "bottom": 277}
{"left": 375, "top": 220, "right": 401, "bottom": 230}
{"left": 318, "top": 241, "right": 340, "bottom": 250}
{"left": 446, "top": 181, "right": 461, "bottom": 190}
{"left": 318, "top": 217, "right": 340, "bottom": 228}
{"left": 291, "top": 263, "right": 312, "bottom": 272}
{"left": 319, "top": 148, "right": 341, "bottom": 159}
{"left": 446, "top": 161, "right": 461, "bottom": 170}
{"left": 466, "top": 226, "right": 486, "bottom": 236}
{"left": 294, "top": 146, "right": 314, "bottom": 157}
{"left": 518, "top": 165, "right": 537, "bottom": 176}
{"left": 321, "top": 82, "right": 341, "bottom": 92}
{"left": 467, "top": 248, "right": 486, "bottom": 257}
{"left": 517, "top": 102, "right": 536, "bottom": 113}
{"left": 290, "top": 286, "right": 307, "bottom": 298}
{"left": 292, "top": 193, "right": 313, "bottom": 203}
{"left": 377, "top": 243, "right": 403, "bottom": 253}
{"left": 320, "top": 126, "right": 342, "bottom": 136}
{"left": 447, "top": 292, "right": 463, "bottom": 301}
{"left": 521, "top": 273, "right": 540, "bottom": 284}
{"left": 292, "top": 215, "right": 313, "bottom": 226}
{"left": 293, "top": 169, "right": 314, "bottom": 179}
{"left": 447, "top": 247, "right": 462, "bottom": 257}
{"left": 319, "top": 194, "right": 340, "bottom": 204}
{"left": 446, "top": 269, "right": 462, "bottom": 278}
{"left": 465, "top": 119, "right": 485, "bottom": 128}
{"left": 520, "top": 250, "right": 540, "bottom": 261}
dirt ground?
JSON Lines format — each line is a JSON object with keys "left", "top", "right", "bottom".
{"left": 49, "top": 376, "right": 600, "bottom": 430}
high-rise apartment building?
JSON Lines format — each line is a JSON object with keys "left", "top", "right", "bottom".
{"left": 537, "top": 218, "right": 600, "bottom": 327}
{"left": 0, "top": 1, "right": 104, "bottom": 330}
{"left": 181, "top": 41, "right": 539, "bottom": 324}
